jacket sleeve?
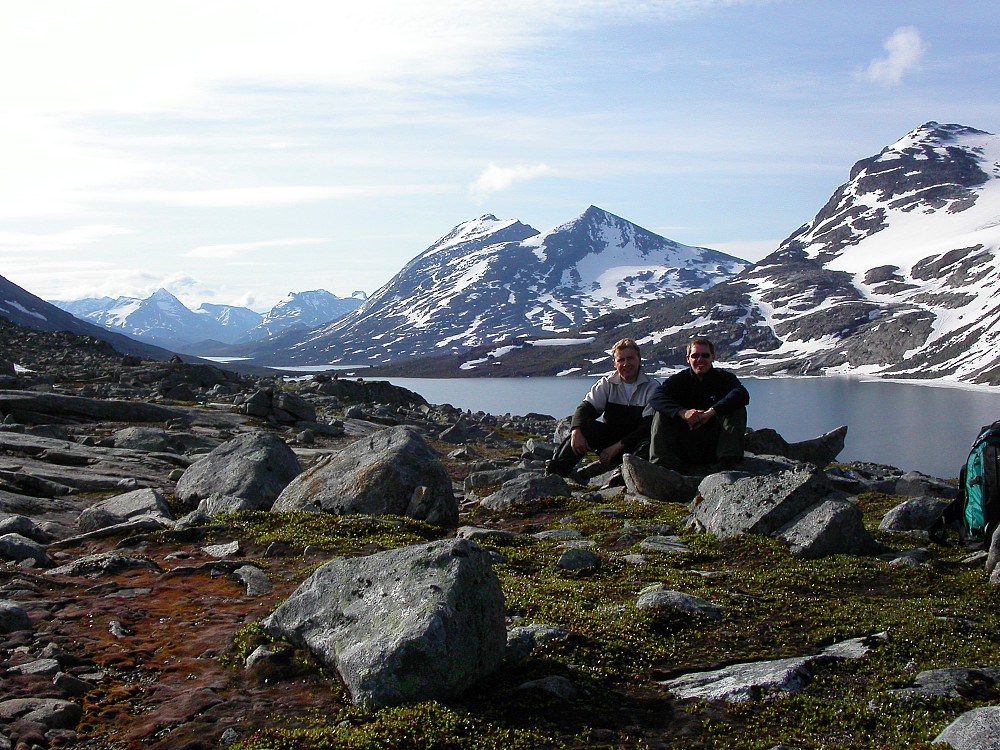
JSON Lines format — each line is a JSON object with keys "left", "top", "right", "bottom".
{"left": 649, "top": 377, "right": 684, "bottom": 418}
{"left": 570, "top": 401, "right": 600, "bottom": 430}
{"left": 712, "top": 372, "right": 750, "bottom": 416}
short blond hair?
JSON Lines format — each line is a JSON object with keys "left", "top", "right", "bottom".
{"left": 612, "top": 338, "right": 640, "bottom": 358}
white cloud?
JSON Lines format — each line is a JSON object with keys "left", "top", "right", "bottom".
{"left": 107, "top": 184, "right": 451, "bottom": 208}
{"left": 183, "top": 238, "right": 329, "bottom": 259}
{"left": 857, "top": 26, "right": 926, "bottom": 86}
{"left": 0, "top": 225, "right": 132, "bottom": 253}
{"left": 469, "top": 162, "right": 555, "bottom": 203}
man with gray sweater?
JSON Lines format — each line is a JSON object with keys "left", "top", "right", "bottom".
{"left": 546, "top": 338, "right": 659, "bottom": 478}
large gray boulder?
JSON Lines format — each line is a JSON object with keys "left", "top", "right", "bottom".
{"left": 480, "top": 472, "right": 571, "bottom": 510}
{"left": 879, "top": 496, "right": 949, "bottom": 535}
{"left": 744, "top": 425, "right": 848, "bottom": 466}
{"left": 777, "top": 498, "right": 885, "bottom": 558}
{"left": 175, "top": 431, "right": 301, "bottom": 510}
{"left": 932, "top": 705, "right": 1000, "bottom": 749}
{"left": 77, "top": 488, "right": 173, "bottom": 533}
{"left": 621, "top": 455, "right": 700, "bottom": 501}
{"left": 688, "top": 465, "right": 883, "bottom": 558}
{"left": 262, "top": 538, "right": 506, "bottom": 708}
{"left": 0, "top": 533, "right": 52, "bottom": 567}
{"left": 108, "top": 426, "right": 182, "bottom": 453}
{"left": 272, "top": 426, "right": 456, "bottom": 526}
{"left": 688, "top": 466, "right": 840, "bottom": 539}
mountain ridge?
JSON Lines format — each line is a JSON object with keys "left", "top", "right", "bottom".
{"left": 52, "top": 288, "right": 364, "bottom": 352}
{"left": 356, "top": 122, "right": 1000, "bottom": 386}
{"left": 234, "top": 205, "right": 749, "bottom": 366}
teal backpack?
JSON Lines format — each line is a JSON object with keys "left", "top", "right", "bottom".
{"left": 937, "top": 421, "right": 1000, "bottom": 549}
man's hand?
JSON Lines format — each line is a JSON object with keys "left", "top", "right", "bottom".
{"left": 682, "top": 407, "right": 715, "bottom": 430}
{"left": 599, "top": 441, "right": 625, "bottom": 465}
{"left": 570, "top": 427, "right": 589, "bottom": 455}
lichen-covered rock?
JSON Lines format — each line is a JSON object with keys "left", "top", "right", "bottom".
{"left": 687, "top": 466, "right": 840, "bottom": 540}
{"left": 175, "top": 431, "right": 301, "bottom": 510}
{"left": 77, "top": 488, "right": 173, "bottom": 533}
{"left": 879, "top": 496, "right": 949, "bottom": 534}
{"left": 932, "top": 705, "right": 1000, "bottom": 749}
{"left": 480, "top": 472, "right": 571, "bottom": 511}
{"left": 778, "top": 498, "right": 885, "bottom": 558}
{"left": 272, "top": 426, "right": 456, "bottom": 525}
{"left": 262, "top": 538, "right": 506, "bottom": 708}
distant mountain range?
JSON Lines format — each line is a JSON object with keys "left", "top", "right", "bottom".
{"left": 368, "top": 122, "right": 1000, "bottom": 385}
{"left": 0, "top": 277, "right": 177, "bottom": 361}
{"left": 228, "top": 205, "right": 749, "bottom": 365}
{"left": 51, "top": 288, "right": 365, "bottom": 352}
{"left": 7, "top": 121, "right": 1000, "bottom": 387}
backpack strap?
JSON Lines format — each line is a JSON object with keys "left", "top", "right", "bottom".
{"left": 930, "top": 463, "right": 967, "bottom": 546}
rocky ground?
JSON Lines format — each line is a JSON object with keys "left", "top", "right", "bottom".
{"left": 1, "top": 319, "right": 999, "bottom": 750}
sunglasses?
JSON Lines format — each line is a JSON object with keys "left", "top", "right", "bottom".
{"left": 688, "top": 352, "right": 713, "bottom": 359}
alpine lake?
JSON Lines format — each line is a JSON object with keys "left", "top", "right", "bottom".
{"left": 354, "top": 374, "right": 1000, "bottom": 480}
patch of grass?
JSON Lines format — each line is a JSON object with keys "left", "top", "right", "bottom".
{"left": 223, "top": 510, "right": 442, "bottom": 555}
{"left": 232, "top": 701, "right": 562, "bottom": 750}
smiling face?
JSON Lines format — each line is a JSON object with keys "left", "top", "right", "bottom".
{"left": 686, "top": 342, "right": 715, "bottom": 375}
{"left": 613, "top": 346, "right": 641, "bottom": 384}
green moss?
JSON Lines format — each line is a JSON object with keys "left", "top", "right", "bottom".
{"left": 231, "top": 701, "right": 561, "bottom": 750}
{"left": 223, "top": 510, "right": 441, "bottom": 555}
{"left": 213, "top": 479, "right": 1000, "bottom": 749}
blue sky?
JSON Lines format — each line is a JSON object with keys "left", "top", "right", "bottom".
{"left": 1, "top": 0, "right": 997, "bottom": 311}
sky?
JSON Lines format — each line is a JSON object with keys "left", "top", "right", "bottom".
{"left": 1, "top": 0, "right": 998, "bottom": 313}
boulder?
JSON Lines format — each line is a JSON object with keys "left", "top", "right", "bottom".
{"left": 879, "top": 496, "right": 949, "bottom": 535}
{"left": 480, "top": 472, "right": 571, "bottom": 511}
{"left": 46, "top": 552, "right": 161, "bottom": 578}
{"left": 521, "top": 438, "right": 554, "bottom": 461}
{"left": 272, "top": 426, "right": 457, "bottom": 526}
{"left": 744, "top": 425, "right": 848, "bottom": 466}
{"left": 0, "top": 533, "right": 52, "bottom": 567}
{"left": 0, "top": 514, "right": 49, "bottom": 544}
{"left": 109, "top": 426, "right": 182, "bottom": 453}
{"left": 890, "top": 667, "right": 1000, "bottom": 700}
{"left": 0, "top": 600, "right": 30, "bottom": 633}
{"left": 505, "top": 624, "right": 572, "bottom": 664}
{"left": 687, "top": 466, "right": 841, "bottom": 540}
{"left": 777, "top": 498, "right": 885, "bottom": 558}
{"left": 621, "top": 455, "right": 700, "bottom": 501}
{"left": 932, "top": 705, "right": 1000, "bottom": 749}
{"left": 77, "top": 488, "right": 173, "bottom": 533}
{"left": 659, "top": 634, "right": 884, "bottom": 702}
{"left": 262, "top": 538, "right": 506, "bottom": 708}
{"left": 175, "top": 431, "right": 301, "bottom": 510}
{"left": 636, "top": 589, "right": 725, "bottom": 620}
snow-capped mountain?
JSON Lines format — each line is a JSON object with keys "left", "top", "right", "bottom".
{"left": 0, "top": 275, "right": 175, "bottom": 361}
{"left": 240, "top": 206, "right": 748, "bottom": 365}
{"left": 52, "top": 288, "right": 364, "bottom": 351}
{"left": 53, "top": 289, "right": 254, "bottom": 350}
{"left": 439, "top": 122, "right": 1000, "bottom": 385}
{"left": 235, "top": 289, "right": 365, "bottom": 343}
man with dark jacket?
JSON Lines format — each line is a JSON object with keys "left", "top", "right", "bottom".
{"left": 546, "top": 338, "right": 660, "bottom": 478}
{"left": 650, "top": 338, "right": 749, "bottom": 470}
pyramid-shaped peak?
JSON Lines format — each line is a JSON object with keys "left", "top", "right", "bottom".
{"left": 891, "top": 121, "right": 992, "bottom": 151}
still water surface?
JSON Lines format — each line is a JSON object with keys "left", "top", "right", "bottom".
{"left": 376, "top": 375, "right": 1000, "bottom": 479}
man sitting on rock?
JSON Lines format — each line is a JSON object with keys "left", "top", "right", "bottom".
{"left": 649, "top": 337, "right": 749, "bottom": 471}
{"left": 546, "top": 338, "right": 660, "bottom": 479}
